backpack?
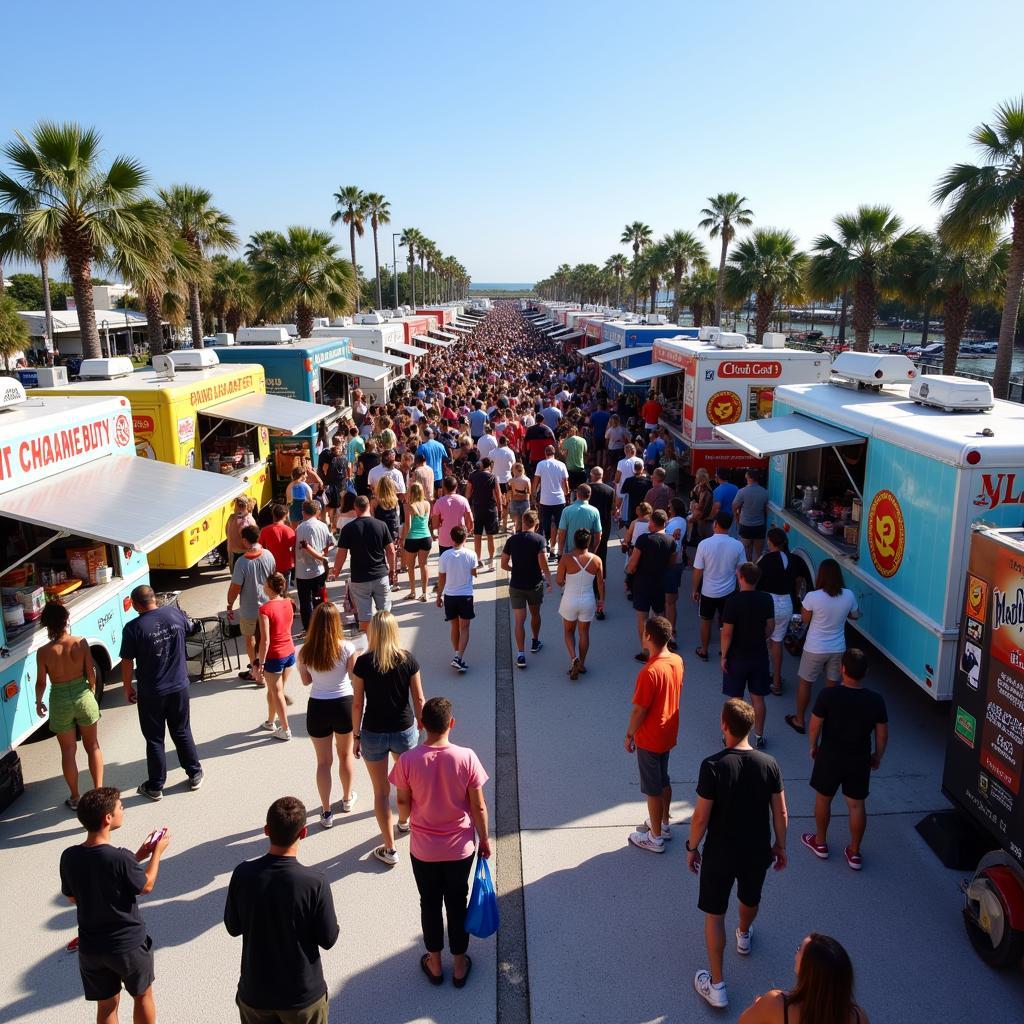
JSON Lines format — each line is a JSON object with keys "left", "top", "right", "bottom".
{"left": 326, "top": 454, "right": 348, "bottom": 486}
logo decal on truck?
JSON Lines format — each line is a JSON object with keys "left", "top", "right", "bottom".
{"left": 974, "top": 473, "right": 1024, "bottom": 509}
{"left": 867, "top": 489, "right": 905, "bottom": 578}
{"left": 114, "top": 415, "right": 132, "bottom": 447}
{"left": 706, "top": 391, "right": 743, "bottom": 426}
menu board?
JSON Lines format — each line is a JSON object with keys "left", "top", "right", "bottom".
{"left": 942, "top": 527, "right": 1024, "bottom": 867}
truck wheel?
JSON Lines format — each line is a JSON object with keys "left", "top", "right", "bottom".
{"left": 964, "top": 872, "right": 1024, "bottom": 968}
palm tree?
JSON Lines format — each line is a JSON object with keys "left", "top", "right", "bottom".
{"left": 417, "top": 237, "right": 434, "bottom": 305}
{"left": 621, "top": 222, "right": 653, "bottom": 312}
{"left": 637, "top": 245, "right": 671, "bottom": 317}
{"left": 682, "top": 266, "right": 718, "bottom": 328}
{"left": 362, "top": 192, "right": 390, "bottom": 309}
{"left": 251, "top": 227, "right": 357, "bottom": 338}
{"left": 330, "top": 186, "right": 366, "bottom": 308}
{"left": 0, "top": 214, "right": 59, "bottom": 350}
{"left": 210, "top": 256, "right": 256, "bottom": 337}
{"left": 159, "top": 184, "right": 237, "bottom": 348}
{"left": 724, "top": 228, "right": 808, "bottom": 344}
{"left": 934, "top": 98, "right": 1024, "bottom": 397}
{"left": 399, "top": 227, "right": 421, "bottom": 306}
{"left": 659, "top": 230, "right": 708, "bottom": 323}
{"left": 604, "top": 253, "right": 628, "bottom": 307}
{"left": 244, "top": 229, "right": 281, "bottom": 266}
{"left": 0, "top": 292, "right": 30, "bottom": 368}
{"left": 809, "top": 206, "right": 917, "bottom": 351}
{"left": 0, "top": 122, "right": 162, "bottom": 359}
{"left": 699, "top": 192, "right": 754, "bottom": 327}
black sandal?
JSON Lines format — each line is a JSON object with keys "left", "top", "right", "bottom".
{"left": 453, "top": 954, "right": 473, "bottom": 989}
{"left": 421, "top": 953, "right": 443, "bottom": 986}
{"left": 784, "top": 714, "right": 806, "bottom": 735}
{"left": 770, "top": 684, "right": 783, "bottom": 697}
{"left": 694, "top": 647, "right": 709, "bottom": 662}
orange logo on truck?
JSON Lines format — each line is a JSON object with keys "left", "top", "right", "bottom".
{"left": 966, "top": 574, "right": 988, "bottom": 622}
{"left": 867, "top": 489, "right": 905, "bottom": 578}
{"left": 706, "top": 391, "right": 743, "bottom": 426}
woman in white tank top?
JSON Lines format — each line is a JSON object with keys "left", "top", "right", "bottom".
{"left": 556, "top": 528, "right": 605, "bottom": 680}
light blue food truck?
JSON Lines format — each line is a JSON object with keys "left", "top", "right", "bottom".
{"left": 716, "top": 353, "right": 1024, "bottom": 699}
{"left": 0, "top": 381, "right": 244, "bottom": 754}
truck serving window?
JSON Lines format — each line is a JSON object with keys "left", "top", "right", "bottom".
{"left": 785, "top": 441, "right": 867, "bottom": 555}
{"left": 197, "top": 413, "right": 260, "bottom": 477}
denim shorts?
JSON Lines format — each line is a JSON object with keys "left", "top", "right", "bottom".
{"left": 360, "top": 723, "right": 419, "bottom": 762}
{"left": 263, "top": 651, "right": 296, "bottom": 675}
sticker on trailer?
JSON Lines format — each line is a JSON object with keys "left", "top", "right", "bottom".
{"left": 134, "top": 414, "right": 155, "bottom": 435}
{"left": 867, "top": 489, "right": 906, "bottom": 578}
{"left": 706, "top": 391, "right": 743, "bottom": 427}
{"left": 177, "top": 417, "right": 195, "bottom": 444}
{"left": 973, "top": 472, "right": 1024, "bottom": 510}
{"left": 718, "top": 360, "right": 783, "bottom": 379}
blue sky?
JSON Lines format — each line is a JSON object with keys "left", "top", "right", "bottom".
{"left": 3, "top": 0, "right": 1023, "bottom": 283}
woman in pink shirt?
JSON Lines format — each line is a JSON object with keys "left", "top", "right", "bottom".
{"left": 390, "top": 697, "right": 490, "bottom": 988}
{"left": 430, "top": 478, "right": 473, "bottom": 552}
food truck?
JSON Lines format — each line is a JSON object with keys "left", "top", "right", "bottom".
{"left": 601, "top": 318, "right": 687, "bottom": 350}
{"left": 31, "top": 354, "right": 333, "bottom": 569}
{"left": 948, "top": 525, "right": 1024, "bottom": 960}
{"left": 629, "top": 331, "right": 830, "bottom": 475}
{"left": 416, "top": 307, "right": 452, "bottom": 327}
{"left": 0, "top": 381, "right": 245, "bottom": 752}
{"left": 214, "top": 331, "right": 353, "bottom": 478}
{"left": 715, "top": 354, "right": 1024, "bottom": 700}
{"left": 939, "top": 524, "right": 1024, "bottom": 967}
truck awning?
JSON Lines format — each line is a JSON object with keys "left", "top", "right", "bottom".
{"left": 591, "top": 345, "right": 654, "bottom": 364}
{"left": 384, "top": 340, "right": 428, "bottom": 357}
{"left": 0, "top": 456, "right": 247, "bottom": 552}
{"left": 443, "top": 325, "right": 471, "bottom": 334}
{"left": 621, "top": 361, "right": 682, "bottom": 384}
{"left": 578, "top": 341, "right": 619, "bottom": 357}
{"left": 414, "top": 334, "right": 453, "bottom": 349}
{"left": 210, "top": 393, "right": 336, "bottom": 435}
{"left": 321, "top": 358, "right": 390, "bottom": 382}
{"left": 349, "top": 347, "right": 408, "bottom": 368}
{"left": 432, "top": 330, "right": 460, "bottom": 340}
{"left": 560, "top": 330, "right": 585, "bottom": 342}
{"left": 714, "top": 414, "right": 863, "bottom": 459}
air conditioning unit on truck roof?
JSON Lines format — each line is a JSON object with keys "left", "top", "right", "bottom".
{"left": 711, "top": 332, "right": 746, "bottom": 349}
{"left": 169, "top": 349, "right": 220, "bottom": 371}
{"left": 832, "top": 352, "right": 917, "bottom": 386}
{"left": 236, "top": 327, "right": 291, "bottom": 344}
{"left": 78, "top": 357, "right": 134, "bottom": 380}
{"left": 909, "top": 375, "right": 994, "bottom": 412}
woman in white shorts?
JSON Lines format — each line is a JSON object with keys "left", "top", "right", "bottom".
{"left": 786, "top": 557, "right": 860, "bottom": 735}
{"left": 556, "top": 528, "right": 604, "bottom": 680}
{"left": 757, "top": 527, "right": 796, "bottom": 696}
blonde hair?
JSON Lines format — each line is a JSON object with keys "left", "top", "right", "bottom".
{"left": 512, "top": 462, "right": 525, "bottom": 476}
{"left": 408, "top": 481, "right": 424, "bottom": 503}
{"left": 375, "top": 476, "right": 398, "bottom": 510}
{"left": 366, "top": 610, "right": 404, "bottom": 674}
{"left": 298, "top": 602, "right": 346, "bottom": 673}
{"left": 695, "top": 468, "right": 710, "bottom": 485}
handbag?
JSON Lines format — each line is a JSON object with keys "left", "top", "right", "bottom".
{"left": 784, "top": 617, "right": 807, "bottom": 657}
{"left": 464, "top": 856, "right": 499, "bottom": 939}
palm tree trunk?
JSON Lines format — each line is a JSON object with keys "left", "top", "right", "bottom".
{"left": 670, "top": 267, "right": 682, "bottom": 324}
{"left": 226, "top": 307, "right": 242, "bottom": 337}
{"left": 615, "top": 275, "right": 622, "bottom": 307}
{"left": 837, "top": 289, "right": 849, "bottom": 343}
{"left": 993, "top": 200, "right": 1024, "bottom": 399}
{"left": 715, "top": 234, "right": 728, "bottom": 326}
{"left": 851, "top": 277, "right": 876, "bottom": 351}
{"left": 372, "top": 225, "right": 382, "bottom": 309}
{"left": 188, "top": 284, "right": 203, "bottom": 349}
{"left": 61, "top": 222, "right": 102, "bottom": 360}
{"left": 349, "top": 222, "right": 359, "bottom": 311}
{"left": 296, "top": 301, "right": 314, "bottom": 339}
{"left": 755, "top": 291, "right": 773, "bottom": 346}
{"left": 40, "top": 256, "right": 54, "bottom": 351}
{"left": 145, "top": 289, "right": 164, "bottom": 355}
{"left": 409, "top": 254, "right": 416, "bottom": 307}
{"left": 920, "top": 303, "right": 931, "bottom": 346}
{"left": 942, "top": 287, "right": 968, "bottom": 376}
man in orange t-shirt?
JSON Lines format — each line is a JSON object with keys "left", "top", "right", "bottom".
{"left": 258, "top": 504, "right": 296, "bottom": 589}
{"left": 640, "top": 391, "right": 664, "bottom": 436}
{"left": 625, "top": 615, "right": 684, "bottom": 853}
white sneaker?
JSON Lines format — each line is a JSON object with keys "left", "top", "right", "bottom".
{"left": 627, "top": 829, "right": 665, "bottom": 853}
{"left": 735, "top": 924, "right": 753, "bottom": 956}
{"left": 636, "top": 817, "right": 672, "bottom": 839}
{"left": 372, "top": 845, "right": 398, "bottom": 866}
{"left": 341, "top": 792, "right": 357, "bottom": 813}
{"left": 396, "top": 819, "right": 411, "bottom": 834}
{"left": 694, "top": 970, "right": 728, "bottom": 1008}
{"left": 320, "top": 810, "right": 334, "bottom": 829}
{"left": 260, "top": 720, "right": 276, "bottom": 732}
{"left": 274, "top": 727, "right": 292, "bottom": 741}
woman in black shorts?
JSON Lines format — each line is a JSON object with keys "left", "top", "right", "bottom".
{"left": 297, "top": 603, "right": 359, "bottom": 829}
{"left": 401, "top": 480, "right": 433, "bottom": 601}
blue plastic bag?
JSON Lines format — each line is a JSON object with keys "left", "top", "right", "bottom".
{"left": 464, "top": 856, "right": 499, "bottom": 938}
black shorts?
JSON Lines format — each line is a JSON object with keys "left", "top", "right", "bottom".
{"left": 444, "top": 595, "right": 475, "bottom": 621}
{"left": 509, "top": 584, "right": 544, "bottom": 609}
{"left": 697, "top": 857, "right": 770, "bottom": 916}
{"left": 499, "top": 482, "right": 509, "bottom": 495}
{"left": 699, "top": 592, "right": 733, "bottom": 621}
{"left": 810, "top": 753, "right": 871, "bottom": 800}
{"left": 722, "top": 655, "right": 772, "bottom": 698}
{"left": 404, "top": 537, "right": 432, "bottom": 554}
{"left": 78, "top": 936, "right": 155, "bottom": 1001}
{"left": 637, "top": 747, "right": 671, "bottom": 796}
{"left": 632, "top": 579, "right": 666, "bottom": 615}
{"left": 306, "top": 696, "right": 354, "bottom": 738}
{"left": 593, "top": 434, "right": 606, "bottom": 452}
{"left": 568, "top": 469, "right": 587, "bottom": 490}
{"left": 739, "top": 523, "right": 767, "bottom": 540}
{"left": 473, "top": 511, "right": 499, "bottom": 536}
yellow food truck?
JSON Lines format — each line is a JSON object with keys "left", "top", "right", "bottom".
{"left": 32, "top": 352, "right": 333, "bottom": 569}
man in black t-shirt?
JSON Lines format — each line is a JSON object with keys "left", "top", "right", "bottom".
{"left": 465, "top": 457, "right": 503, "bottom": 568}
{"left": 625, "top": 510, "right": 676, "bottom": 662}
{"left": 804, "top": 648, "right": 888, "bottom": 871}
{"left": 587, "top": 467, "right": 616, "bottom": 617}
{"left": 687, "top": 699, "right": 788, "bottom": 1011}
{"left": 225, "top": 797, "right": 339, "bottom": 1023}
{"left": 501, "top": 509, "right": 552, "bottom": 669}
{"left": 60, "top": 787, "right": 170, "bottom": 1022}
{"left": 618, "top": 460, "right": 651, "bottom": 526}
{"left": 720, "top": 562, "right": 776, "bottom": 748}
{"left": 331, "top": 495, "right": 395, "bottom": 632}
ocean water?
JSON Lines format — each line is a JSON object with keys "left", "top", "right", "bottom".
{"left": 469, "top": 282, "right": 534, "bottom": 291}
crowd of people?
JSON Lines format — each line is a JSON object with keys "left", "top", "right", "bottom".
{"left": 51, "top": 303, "right": 883, "bottom": 1023}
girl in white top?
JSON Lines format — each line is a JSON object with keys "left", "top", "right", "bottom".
{"left": 298, "top": 602, "right": 360, "bottom": 828}
{"left": 556, "top": 528, "right": 605, "bottom": 680}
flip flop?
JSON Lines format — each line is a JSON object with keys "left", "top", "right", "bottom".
{"left": 770, "top": 684, "right": 783, "bottom": 697}
{"left": 453, "top": 954, "right": 473, "bottom": 989}
{"left": 420, "top": 953, "right": 443, "bottom": 986}
{"left": 569, "top": 658, "right": 580, "bottom": 680}
{"left": 694, "top": 647, "right": 709, "bottom": 662}
{"left": 784, "top": 714, "right": 806, "bottom": 735}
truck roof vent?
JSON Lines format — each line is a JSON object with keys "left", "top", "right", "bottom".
{"left": 909, "top": 375, "right": 994, "bottom": 412}
{"left": 78, "top": 357, "right": 135, "bottom": 380}
{"left": 711, "top": 331, "right": 747, "bottom": 349}
{"left": 831, "top": 352, "right": 917, "bottom": 387}
{"left": 235, "top": 327, "right": 292, "bottom": 345}
{"left": 0, "top": 378, "right": 28, "bottom": 409}
{"left": 168, "top": 349, "right": 220, "bottom": 371}
{"left": 354, "top": 312, "right": 385, "bottom": 324}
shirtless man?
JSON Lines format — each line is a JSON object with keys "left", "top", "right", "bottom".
{"left": 35, "top": 602, "right": 103, "bottom": 810}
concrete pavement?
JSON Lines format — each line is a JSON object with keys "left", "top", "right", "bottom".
{"left": 1, "top": 537, "right": 1023, "bottom": 1023}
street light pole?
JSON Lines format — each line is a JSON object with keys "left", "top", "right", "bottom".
{"left": 392, "top": 233, "right": 401, "bottom": 309}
